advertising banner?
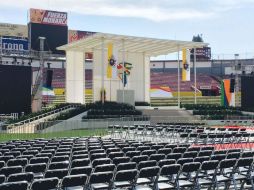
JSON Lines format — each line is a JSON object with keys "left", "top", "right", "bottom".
{"left": 182, "top": 48, "right": 190, "bottom": 81}
{"left": 30, "top": 8, "right": 67, "bottom": 26}
{"left": 1, "top": 37, "right": 29, "bottom": 51}
{"left": 0, "top": 23, "right": 27, "bottom": 38}
{"left": 68, "top": 30, "right": 95, "bottom": 59}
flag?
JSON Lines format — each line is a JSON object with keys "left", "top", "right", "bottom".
{"left": 182, "top": 49, "right": 190, "bottom": 81}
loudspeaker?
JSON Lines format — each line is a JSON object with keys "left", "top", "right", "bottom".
{"left": 230, "top": 78, "right": 235, "bottom": 93}
{"left": 46, "top": 70, "right": 53, "bottom": 88}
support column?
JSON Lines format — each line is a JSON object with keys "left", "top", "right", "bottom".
{"left": 194, "top": 48, "right": 197, "bottom": 104}
{"left": 101, "top": 38, "right": 105, "bottom": 104}
{"left": 66, "top": 50, "right": 85, "bottom": 104}
{"left": 177, "top": 47, "right": 181, "bottom": 108}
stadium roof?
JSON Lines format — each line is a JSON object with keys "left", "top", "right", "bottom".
{"left": 58, "top": 33, "right": 208, "bottom": 57}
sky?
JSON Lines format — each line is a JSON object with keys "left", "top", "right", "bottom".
{"left": 1, "top": 0, "right": 254, "bottom": 59}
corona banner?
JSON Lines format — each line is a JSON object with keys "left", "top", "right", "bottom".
{"left": 182, "top": 49, "right": 190, "bottom": 81}
{"left": 30, "top": 8, "right": 67, "bottom": 26}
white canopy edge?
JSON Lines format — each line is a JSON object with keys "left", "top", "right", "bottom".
{"left": 58, "top": 32, "right": 208, "bottom": 57}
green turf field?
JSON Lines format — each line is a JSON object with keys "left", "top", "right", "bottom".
{"left": 0, "top": 129, "right": 107, "bottom": 142}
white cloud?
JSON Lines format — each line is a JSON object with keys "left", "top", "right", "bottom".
{"left": 1, "top": 0, "right": 254, "bottom": 22}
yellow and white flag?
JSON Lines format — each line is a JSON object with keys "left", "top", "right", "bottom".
{"left": 182, "top": 49, "right": 190, "bottom": 81}
{"left": 107, "top": 43, "right": 118, "bottom": 79}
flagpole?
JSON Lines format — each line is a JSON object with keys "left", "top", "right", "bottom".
{"left": 122, "top": 39, "right": 125, "bottom": 103}
{"left": 101, "top": 37, "right": 105, "bottom": 104}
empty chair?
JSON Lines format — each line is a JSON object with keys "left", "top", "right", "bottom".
{"left": 0, "top": 156, "right": 14, "bottom": 163}
{"left": 71, "top": 158, "right": 90, "bottom": 168}
{"left": 158, "top": 159, "right": 176, "bottom": 168}
{"left": 122, "top": 147, "right": 136, "bottom": 153}
{"left": 0, "top": 181, "right": 28, "bottom": 190}
{"left": 131, "top": 155, "right": 149, "bottom": 164}
{"left": 149, "top": 154, "right": 165, "bottom": 162}
{"left": 233, "top": 157, "right": 253, "bottom": 189}
{"left": 211, "top": 154, "right": 226, "bottom": 161}
{"left": 0, "top": 175, "right": 5, "bottom": 184}
{"left": 29, "top": 157, "right": 49, "bottom": 164}
{"left": 226, "top": 152, "right": 241, "bottom": 159}
{"left": 136, "top": 166, "right": 160, "bottom": 189}
{"left": 90, "top": 149, "right": 105, "bottom": 155}
{"left": 187, "top": 147, "right": 201, "bottom": 152}
{"left": 141, "top": 149, "right": 157, "bottom": 156}
{"left": 112, "top": 157, "right": 130, "bottom": 166}
{"left": 45, "top": 169, "right": 68, "bottom": 179}
{"left": 0, "top": 166, "right": 22, "bottom": 177}
{"left": 25, "top": 163, "right": 47, "bottom": 178}
{"left": 113, "top": 169, "right": 138, "bottom": 189}
{"left": 182, "top": 151, "right": 198, "bottom": 158}
{"left": 136, "top": 146, "right": 150, "bottom": 152}
{"left": 156, "top": 164, "right": 181, "bottom": 189}
{"left": 178, "top": 162, "right": 200, "bottom": 189}
{"left": 126, "top": 151, "right": 141, "bottom": 158}
{"left": 241, "top": 151, "right": 254, "bottom": 158}
{"left": 138, "top": 160, "right": 157, "bottom": 170}
{"left": 166, "top": 153, "right": 182, "bottom": 161}
{"left": 4, "top": 151, "right": 21, "bottom": 157}
{"left": 89, "top": 171, "right": 114, "bottom": 189}
{"left": 215, "top": 159, "right": 237, "bottom": 189}
{"left": 48, "top": 161, "right": 69, "bottom": 170}
{"left": 106, "top": 148, "right": 121, "bottom": 154}
{"left": 0, "top": 161, "right": 5, "bottom": 169}
{"left": 31, "top": 177, "right": 59, "bottom": 190}
{"left": 194, "top": 156, "right": 210, "bottom": 163}
{"left": 51, "top": 155, "right": 69, "bottom": 163}
{"left": 8, "top": 172, "right": 34, "bottom": 183}
{"left": 70, "top": 166, "right": 92, "bottom": 176}
{"left": 151, "top": 145, "right": 164, "bottom": 151}
{"left": 90, "top": 153, "right": 107, "bottom": 161}
{"left": 198, "top": 150, "right": 213, "bottom": 157}
{"left": 116, "top": 162, "right": 137, "bottom": 171}
{"left": 94, "top": 164, "right": 115, "bottom": 173}
{"left": 72, "top": 154, "right": 89, "bottom": 160}
{"left": 92, "top": 158, "right": 111, "bottom": 168}
{"left": 197, "top": 160, "right": 220, "bottom": 189}
{"left": 36, "top": 153, "right": 53, "bottom": 159}
{"left": 61, "top": 174, "right": 88, "bottom": 190}
{"left": 7, "top": 158, "right": 28, "bottom": 167}
{"left": 173, "top": 147, "right": 186, "bottom": 153}
{"left": 157, "top": 148, "right": 172, "bottom": 155}
{"left": 177, "top": 158, "right": 193, "bottom": 165}
{"left": 73, "top": 150, "right": 88, "bottom": 155}
{"left": 108, "top": 152, "right": 124, "bottom": 160}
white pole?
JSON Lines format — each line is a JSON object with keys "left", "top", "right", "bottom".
{"left": 194, "top": 48, "right": 197, "bottom": 104}
{"left": 122, "top": 39, "right": 125, "bottom": 103}
{"left": 101, "top": 37, "right": 105, "bottom": 104}
{"left": 177, "top": 46, "right": 180, "bottom": 108}
{"left": 92, "top": 48, "right": 95, "bottom": 103}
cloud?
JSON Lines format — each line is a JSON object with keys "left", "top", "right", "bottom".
{"left": 1, "top": 0, "right": 254, "bottom": 22}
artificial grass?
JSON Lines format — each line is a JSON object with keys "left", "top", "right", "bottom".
{"left": 0, "top": 129, "right": 107, "bottom": 142}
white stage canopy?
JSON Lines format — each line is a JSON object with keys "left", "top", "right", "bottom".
{"left": 58, "top": 33, "right": 208, "bottom": 57}
{"left": 58, "top": 33, "right": 208, "bottom": 106}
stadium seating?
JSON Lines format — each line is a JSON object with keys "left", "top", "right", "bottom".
{"left": 150, "top": 72, "right": 220, "bottom": 92}
{"left": 0, "top": 133, "right": 253, "bottom": 189}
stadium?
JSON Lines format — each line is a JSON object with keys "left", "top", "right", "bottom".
{"left": 0, "top": 6, "right": 254, "bottom": 190}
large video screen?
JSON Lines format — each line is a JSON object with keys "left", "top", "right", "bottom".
{"left": 29, "top": 23, "right": 67, "bottom": 54}
{"left": 0, "top": 65, "right": 32, "bottom": 114}
{"left": 241, "top": 75, "right": 254, "bottom": 109}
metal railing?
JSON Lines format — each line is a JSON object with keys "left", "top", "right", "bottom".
{"left": 9, "top": 104, "right": 76, "bottom": 126}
